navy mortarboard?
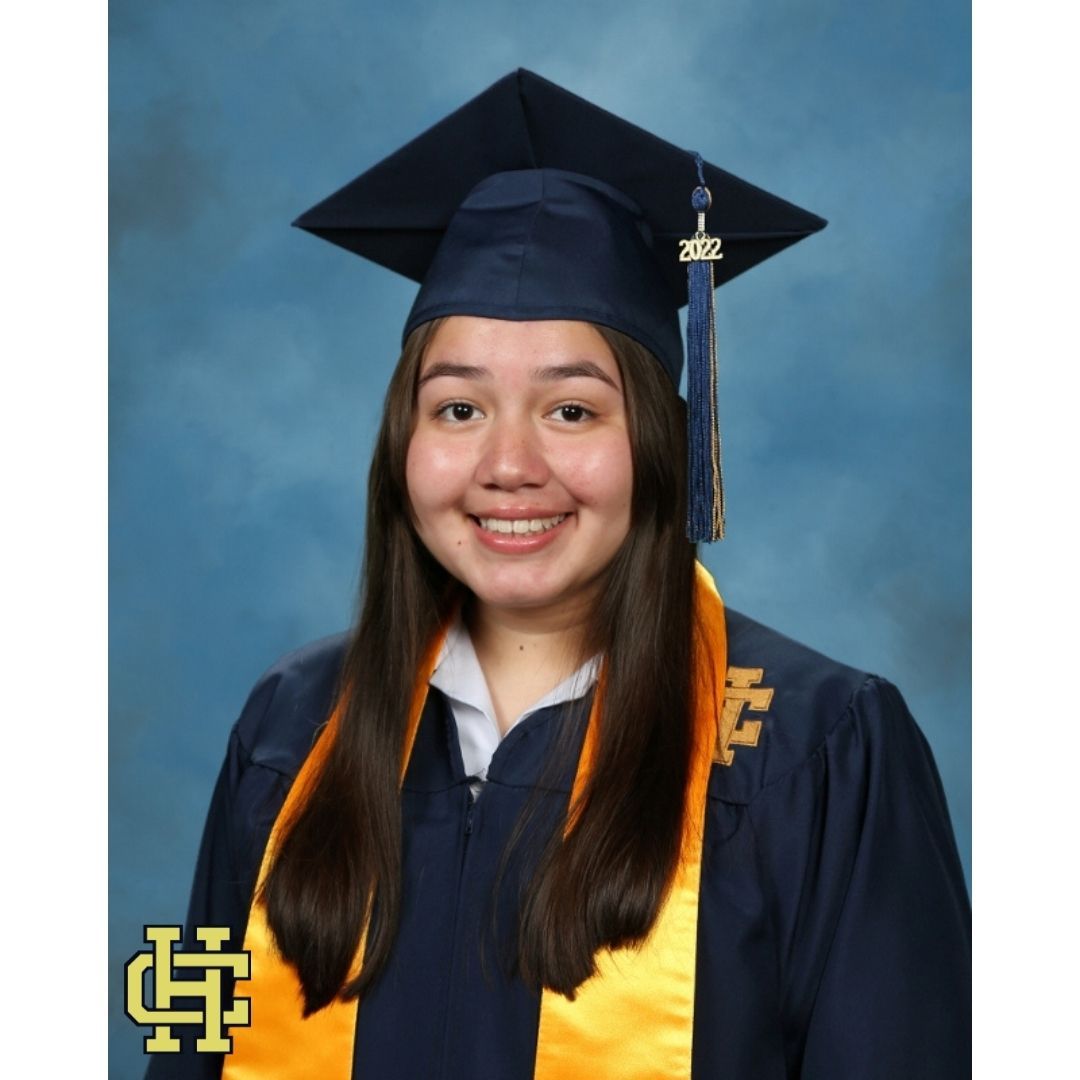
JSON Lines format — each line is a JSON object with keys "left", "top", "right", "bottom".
{"left": 293, "top": 68, "right": 826, "bottom": 540}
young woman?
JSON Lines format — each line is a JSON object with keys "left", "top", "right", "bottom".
{"left": 148, "top": 71, "right": 970, "bottom": 1079}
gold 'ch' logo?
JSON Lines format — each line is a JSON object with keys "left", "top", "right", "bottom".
{"left": 125, "top": 926, "right": 251, "bottom": 1053}
{"left": 715, "top": 666, "right": 774, "bottom": 766}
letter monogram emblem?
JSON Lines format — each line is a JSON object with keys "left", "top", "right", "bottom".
{"left": 125, "top": 925, "right": 251, "bottom": 1053}
{"left": 715, "top": 666, "right": 774, "bottom": 766}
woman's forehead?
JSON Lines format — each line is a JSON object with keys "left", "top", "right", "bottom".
{"left": 420, "top": 317, "right": 621, "bottom": 380}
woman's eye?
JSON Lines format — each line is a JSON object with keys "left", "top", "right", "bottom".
{"left": 551, "top": 403, "right": 593, "bottom": 423}
{"left": 436, "top": 402, "right": 481, "bottom": 422}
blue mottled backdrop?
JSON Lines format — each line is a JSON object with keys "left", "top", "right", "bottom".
{"left": 110, "top": 0, "right": 970, "bottom": 1073}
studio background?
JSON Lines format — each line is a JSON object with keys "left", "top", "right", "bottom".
{"left": 110, "top": 1, "right": 970, "bottom": 1074}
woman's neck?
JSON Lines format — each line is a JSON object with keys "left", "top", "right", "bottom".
{"left": 463, "top": 597, "right": 592, "bottom": 735}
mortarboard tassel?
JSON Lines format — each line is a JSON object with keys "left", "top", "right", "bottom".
{"left": 683, "top": 152, "right": 726, "bottom": 542}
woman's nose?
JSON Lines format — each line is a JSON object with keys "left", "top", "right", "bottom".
{"left": 475, "top": 415, "right": 551, "bottom": 490}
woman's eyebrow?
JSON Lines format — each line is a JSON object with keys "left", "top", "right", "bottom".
{"left": 418, "top": 359, "right": 619, "bottom": 390}
{"left": 417, "top": 362, "right": 490, "bottom": 387}
{"left": 532, "top": 362, "right": 619, "bottom": 389}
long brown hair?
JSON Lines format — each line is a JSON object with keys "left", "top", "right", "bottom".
{"left": 263, "top": 318, "right": 697, "bottom": 1013}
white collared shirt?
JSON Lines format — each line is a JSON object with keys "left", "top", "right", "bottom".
{"left": 429, "top": 612, "right": 600, "bottom": 797}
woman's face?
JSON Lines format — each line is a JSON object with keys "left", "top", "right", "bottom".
{"left": 407, "top": 316, "right": 633, "bottom": 626}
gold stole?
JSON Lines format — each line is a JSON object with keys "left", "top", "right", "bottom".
{"left": 224, "top": 562, "right": 726, "bottom": 1080}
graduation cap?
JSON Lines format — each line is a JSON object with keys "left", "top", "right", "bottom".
{"left": 294, "top": 69, "right": 826, "bottom": 541}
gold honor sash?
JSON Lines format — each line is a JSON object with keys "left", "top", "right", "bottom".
{"left": 224, "top": 562, "right": 726, "bottom": 1080}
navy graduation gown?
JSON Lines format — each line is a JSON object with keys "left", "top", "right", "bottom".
{"left": 145, "top": 609, "right": 970, "bottom": 1079}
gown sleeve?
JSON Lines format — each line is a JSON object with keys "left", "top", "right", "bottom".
{"left": 144, "top": 682, "right": 291, "bottom": 1080}
{"left": 746, "top": 676, "right": 971, "bottom": 1079}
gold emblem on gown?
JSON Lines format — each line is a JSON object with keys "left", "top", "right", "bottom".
{"left": 715, "top": 667, "right": 774, "bottom": 766}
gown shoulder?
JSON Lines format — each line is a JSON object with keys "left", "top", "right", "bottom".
{"left": 714, "top": 606, "right": 929, "bottom": 805}
{"left": 232, "top": 630, "right": 351, "bottom": 777}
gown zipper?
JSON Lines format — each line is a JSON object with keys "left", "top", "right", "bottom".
{"left": 437, "top": 782, "right": 480, "bottom": 1080}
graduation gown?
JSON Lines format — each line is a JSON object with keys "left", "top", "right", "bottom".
{"left": 145, "top": 608, "right": 971, "bottom": 1079}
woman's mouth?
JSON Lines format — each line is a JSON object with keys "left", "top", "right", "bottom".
{"left": 468, "top": 513, "right": 572, "bottom": 552}
{"left": 475, "top": 513, "right": 567, "bottom": 535}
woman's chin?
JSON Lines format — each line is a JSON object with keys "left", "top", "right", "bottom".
{"left": 471, "top": 585, "right": 564, "bottom": 614}
{"left": 465, "top": 570, "right": 607, "bottom": 629}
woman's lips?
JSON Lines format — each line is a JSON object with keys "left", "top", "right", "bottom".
{"left": 469, "top": 512, "right": 572, "bottom": 553}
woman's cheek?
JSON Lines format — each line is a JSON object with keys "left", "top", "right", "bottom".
{"left": 408, "top": 439, "right": 480, "bottom": 535}
{"left": 405, "top": 439, "right": 439, "bottom": 518}
{"left": 552, "top": 438, "right": 633, "bottom": 505}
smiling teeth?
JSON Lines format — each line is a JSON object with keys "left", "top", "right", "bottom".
{"left": 478, "top": 514, "right": 567, "bottom": 535}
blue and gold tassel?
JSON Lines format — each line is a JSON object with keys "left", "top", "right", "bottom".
{"left": 683, "top": 152, "right": 725, "bottom": 542}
